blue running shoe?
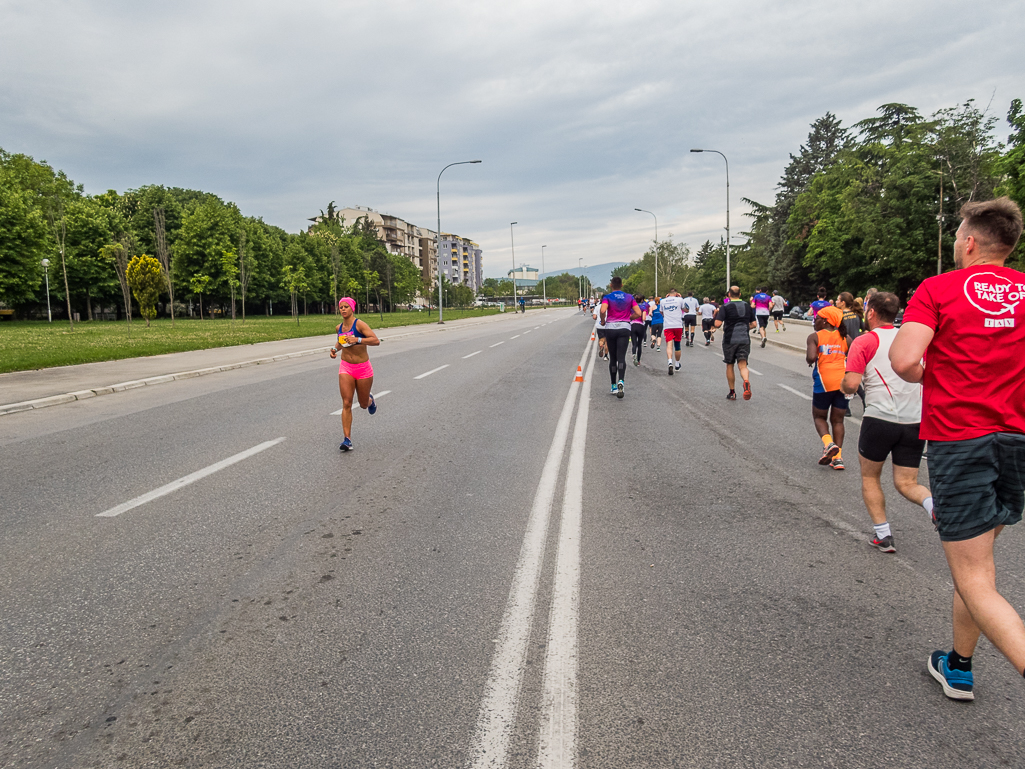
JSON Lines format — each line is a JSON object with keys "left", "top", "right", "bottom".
{"left": 368, "top": 394, "right": 377, "bottom": 415}
{"left": 340, "top": 437, "right": 353, "bottom": 452}
{"left": 616, "top": 380, "right": 625, "bottom": 399}
{"left": 610, "top": 384, "right": 617, "bottom": 395}
{"left": 929, "top": 650, "right": 974, "bottom": 700}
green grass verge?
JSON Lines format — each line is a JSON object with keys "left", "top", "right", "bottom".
{"left": 0, "top": 308, "right": 504, "bottom": 373}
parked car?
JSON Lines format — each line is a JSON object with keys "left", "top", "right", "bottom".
{"left": 788, "top": 306, "right": 805, "bottom": 319}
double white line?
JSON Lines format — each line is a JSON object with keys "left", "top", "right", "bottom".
{"left": 468, "top": 337, "right": 597, "bottom": 769}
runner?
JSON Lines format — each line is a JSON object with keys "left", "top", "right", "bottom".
{"left": 592, "top": 301, "right": 608, "bottom": 360}
{"left": 330, "top": 297, "right": 380, "bottom": 452}
{"left": 840, "top": 291, "right": 933, "bottom": 553}
{"left": 809, "top": 287, "right": 832, "bottom": 318}
{"left": 750, "top": 287, "right": 772, "bottom": 348}
{"left": 682, "top": 291, "right": 700, "bottom": 347}
{"left": 600, "top": 277, "right": 642, "bottom": 398}
{"left": 649, "top": 296, "right": 664, "bottom": 351}
{"left": 630, "top": 294, "right": 648, "bottom": 366}
{"left": 890, "top": 197, "right": 1025, "bottom": 701}
{"left": 714, "top": 285, "right": 756, "bottom": 400}
{"left": 659, "top": 289, "right": 686, "bottom": 375}
{"left": 805, "top": 306, "right": 849, "bottom": 468}
{"left": 698, "top": 297, "right": 717, "bottom": 346}
{"left": 837, "top": 291, "right": 864, "bottom": 342}
{"left": 770, "top": 290, "right": 787, "bottom": 332}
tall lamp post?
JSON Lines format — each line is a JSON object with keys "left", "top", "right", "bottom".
{"left": 634, "top": 208, "right": 658, "bottom": 296}
{"left": 540, "top": 245, "right": 547, "bottom": 306}
{"left": 510, "top": 222, "right": 518, "bottom": 311}
{"left": 578, "top": 258, "right": 583, "bottom": 306}
{"left": 690, "top": 149, "right": 730, "bottom": 293}
{"left": 436, "top": 159, "right": 482, "bottom": 323}
{"left": 41, "top": 258, "right": 52, "bottom": 322}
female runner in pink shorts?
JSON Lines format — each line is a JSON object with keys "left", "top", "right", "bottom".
{"left": 329, "top": 297, "right": 380, "bottom": 451}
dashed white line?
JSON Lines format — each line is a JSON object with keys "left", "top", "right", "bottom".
{"left": 747, "top": 367, "right": 763, "bottom": 376}
{"left": 463, "top": 350, "right": 482, "bottom": 359}
{"left": 511, "top": 335, "right": 521, "bottom": 339}
{"left": 490, "top": 341, "right": 505, "bottom": 348}
{"left": 96, "top": 438, "right": 286, "bottom": 518}
{"left": 778, "top": 384, "right": 812, "bottom": 401}
{"left": 414, "top": 364, "right": 450, "bottom": 380}
{"left": 524, "top": 330, "right": 532, "bottom": 334}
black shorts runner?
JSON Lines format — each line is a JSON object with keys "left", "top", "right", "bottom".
{"left": 722, "top": 342, "right": 750, "bottom": 364}
{"left": 928, "top": 433, "right": 1025, "bottom": 542}
{"left": 771, "top": 311, "right": 784, "bottom": 320}
{"left": 684, "top": 314, "right": 697, "bottom": 327}
{"left": 650, "top": 323, "right": 663, "bottom": 336}
{"left": 858, "top": 416, "right": 925, "bottom": 467}
{"left": 596, "top": 328, "right": 606, "bottom": 339}
{"left": 756, "top": 314, "right": 770, "bottom": 328}
{"left": 702, "top": 318, "right": 714, "bottom": 331}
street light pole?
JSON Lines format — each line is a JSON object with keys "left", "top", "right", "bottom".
{"left": 510, "top": 222, "right": 518, "bottom": 312}
{"left": 691, "top": 149, "right": 730, "bottom": 293}
{"left": 541, "top": 245, "right": 547, "bottom": 306}
{"left": 578, "top": 258, "right": 583, "bottom": 307}
{"left": 41, "top": 258, "right": 51, "bottom": 322}
{"left": 635, "top": 208, "right": 658, "bottom": 296}
{"left": 436, "top": 159, "right": 482, "bottom": 323}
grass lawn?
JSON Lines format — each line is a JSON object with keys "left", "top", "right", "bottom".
{"left": 0, "top": 308, "right": 503, "bottom": 374}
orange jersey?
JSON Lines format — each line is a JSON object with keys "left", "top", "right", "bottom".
{"left": 813, "top": 328, "right": 848, "bottom": 392}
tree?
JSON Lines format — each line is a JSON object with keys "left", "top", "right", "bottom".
{"left": 220, "top": 249, "right": 240, "bottom": 321}
{"left": 102, "top": 240, "right": 133, "bottom": 331}
{"left": 238, "top": 227, "right": 254, "bottom": 323}
{"left": 281, "top": 264, "right": 309, "bottom": 324}
{"left": 153, "top": 206, "right": 175, "bottom": 326}
{"left": 998, "top": 98, "right": 1025, "bottom": 267}
{"left": 189, "top": 274, "right": 211, "bottom": 320}
{"left": 0, "top": 183, "right": 46, "bottom": 307}
{"left": 126, "top": 254, "right": 163, "bottom": 327}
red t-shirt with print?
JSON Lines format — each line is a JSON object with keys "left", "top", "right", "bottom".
{"left": 901, "top": 264, "right": 1025, "bottom": 441}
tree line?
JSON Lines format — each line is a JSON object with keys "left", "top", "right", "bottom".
{"left": 614, "top": 98, "right": 1025, "bottom": 305}
{"left": 0, "top": 153, "right": 426, "bottom": 323}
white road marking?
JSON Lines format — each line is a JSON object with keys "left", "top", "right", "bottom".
{"left": 331, "top": 390, "right": 390, "bottom": 415}
{"left": 463, "top": 350, "right": 482, "bottom": 359}
{"left": 511, "top": 334, "right": 521, "bottom": 339}
{"left": 414, "top": 364, "right": 450, "bottom": 380}
{"left": 747, "top": 368, "right": 763, "bottom": 376}
{"left": 524, "top": 330, "right": 532, "bottom": 334}
{"left": 490, "top": 341, "right": 505, "bottom": 348}
{"left": 468, "top": 338, "right": 594, "bottom": 769}
{"left": 535, "top": 326, "right": 541, "bottom": 329}
{"left": 778, "top": 384, "right": 812, "bottom": 401}
{"left": 537, "top": 337, "right": 596, "bottom": 768}
{"left": 96, "top": 438, "right": 286, "bottom": 518}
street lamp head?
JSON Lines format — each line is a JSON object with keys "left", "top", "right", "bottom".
{"left": 41, "top": 258, "right": 49, "bottom": 268}
{"left": 690, "top": 149, "right": 704, "bottom": 153}
{"left": 510, "top": 221, "right": 517, "bottom": 226}
{"left": 635, "top": 208, "right": 643, "bottom": 211}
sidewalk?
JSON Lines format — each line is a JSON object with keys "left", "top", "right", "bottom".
{"left": 0, "top": 310, "right": 559, "bottom": 415}
{"left": 760, "top": 318, "right": 812, "bottom": 353}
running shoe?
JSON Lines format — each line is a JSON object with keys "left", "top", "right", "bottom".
{"left": 743, "top": 380, "right": 752, "bottom": 400}
{"left": 675, "top": 362, "right": 682, "bottom": 371}
{"left": 872, "top": 535, "right": 896, "bottom": 553}
{"left": 830, "top": 456, "right": 845, "bottom": 471}
{"left": 656, "top": 345, "right": 661, "bottom": 351}
{"left": 668, "top": 363, "right": 674, "bottom": 376}
{"left": 604, "top": 354, "right": 610, "bottom": 361}
{"left": 782, "top": 323, "right": 787, "bottom": 330}
{"left": 616, "top": 380, "right": 625, "bottom": 399}
{"left": 650, "top": 340, "right": 655, "bottom": 349}
{"left": 368, "top": 394, "right": 377, "bottom": 415}
{"left": 928, "top": 651, "right": 974, "bottom": 701}
{"left": 726, "top": 390, "right": 736, "bottom": 400}
{"left": 818, "top": 442, "right": 840, "bottom": 465}
{"left": 611, "top": 384, "right": 617, "bottom": 395}
{"left": 340, "top": 437, "right": 353, "bottom": 452}
{"left": 633, "top": 356, "right": 640, "bottom": 367}
{"left": 705, "top": 340, "right": 710, "bottom": 346}
{"left": 761, "top": 337, "right": 767, "bottom": 348}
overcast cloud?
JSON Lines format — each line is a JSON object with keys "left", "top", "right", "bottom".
{"left": 2, "top": 0, "right": 1022, "bottom": 277}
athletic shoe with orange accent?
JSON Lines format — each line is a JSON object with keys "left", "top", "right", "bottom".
{"left": 818, "top": 442, "right": 840, "bottom": 465}
{"left": 743, "top": 380, "right": 752, "bottom": 400}
{"left": 830, "top": 456, "right": 845, "bottom": 471}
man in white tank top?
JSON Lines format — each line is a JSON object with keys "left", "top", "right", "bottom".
{"left": 841, "top": 292, "right": 934, "bottom": 553}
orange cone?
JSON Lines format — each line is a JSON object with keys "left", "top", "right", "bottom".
{"left": 590, "top": 331, "right": 595, "bottom": 341}
{"left": 574, "top": 365, "right": 584, "bottom": 382}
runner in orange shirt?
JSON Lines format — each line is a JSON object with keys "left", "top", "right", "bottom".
{"left": 805, "top": 306, "right": 850, "bottom": 468}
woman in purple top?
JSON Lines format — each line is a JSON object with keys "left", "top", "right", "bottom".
{"left": 600, "top": 276, "right": 642, "bottom": 399}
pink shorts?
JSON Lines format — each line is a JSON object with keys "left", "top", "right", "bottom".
{"left": 339, "top": 358, "right": 374, "bottom": 380}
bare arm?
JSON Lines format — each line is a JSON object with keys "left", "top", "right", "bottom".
{"left": 600, "top": 301, "right": 609, "bottom": 325}
{"left": 806, "top": 333, "right": 818, "bottom": 366}
{"left": 840, "top": 372, "right": 863, "bottom": 395}
{"left": 889, "top": 321, "right": 933, "bottom": 383}
{"left": 354, "top": 319, "right": 381, "bottom": 346}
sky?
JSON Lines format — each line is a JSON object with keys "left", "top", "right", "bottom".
{"left": 2, "top": 0, "right": 1022, "bottom": 279}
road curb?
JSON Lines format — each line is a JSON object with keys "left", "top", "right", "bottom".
{"left": 0, "top": 309, "right": 566, "bottom": 417}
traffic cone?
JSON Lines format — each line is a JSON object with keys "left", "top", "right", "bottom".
{"left": 574, "top": 365, "right": 584, "bottom": 382}
{"left": 589, "top": 331, "right": 595, "bottom": 341}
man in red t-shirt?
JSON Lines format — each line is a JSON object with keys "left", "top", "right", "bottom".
{"left": 891, "top": 197, "right": 1025, "bottom": 701}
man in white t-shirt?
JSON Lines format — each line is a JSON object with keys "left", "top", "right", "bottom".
{"left": 770, "top": 291, "right": 787, "bottom": 332}
{"left": 841, "top": 291, "right": 933, "bottom": 553}
{"left": 682, "top": 291, "right": 700, "bottom": 347}
{"left": 698, "top": 298, "right": 717, "bottom": 346}
{"left": 659, "top": 289, "right": 686, "bottom": 375}
{"left": 592, "top": 302, "right": 608, "bottom": 360}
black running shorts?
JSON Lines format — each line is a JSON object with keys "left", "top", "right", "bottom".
{"left": 756, "top": 314, "right": 770, "bottom": 328}
{"left": 858, "top": 416, "right": 925, "bottom": 467}
{"left": 684, "top": 314, "right": 697, "bottom": 327}
{"left": 722, "top": 342, "right": 750, "bottom": 364}
{"left": 928, "top": 432, "right": 1025, "bottom": 542}
{"left": 771, "top": 311, "right": 784, "bottom": 320}
{"left": 650, "top": 323, "right": 663, "bottom": 336}
{"left": 596, "top": 328, "right": 606, "bottom": 339}
{"left": 702, "top": 318, "right": 714, "bottom": 331}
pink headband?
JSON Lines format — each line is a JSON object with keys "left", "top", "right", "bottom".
{"left": 339, "top": 297, "right": 356, "bottom": 312}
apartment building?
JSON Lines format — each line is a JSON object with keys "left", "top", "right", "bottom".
{"left": 438, "top": 234, "right": 483, "bottom": 292}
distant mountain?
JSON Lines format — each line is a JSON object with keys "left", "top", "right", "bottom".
{"left": 540, "top": 261, "right": 626, "bottom": 289}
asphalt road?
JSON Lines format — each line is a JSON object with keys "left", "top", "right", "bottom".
{"left": 1, "top": 309, "right": 1023, "bottom": 768}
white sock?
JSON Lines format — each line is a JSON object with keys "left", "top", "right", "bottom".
{"left": 873, "top": 522, "right": 891, "bottom": 540}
